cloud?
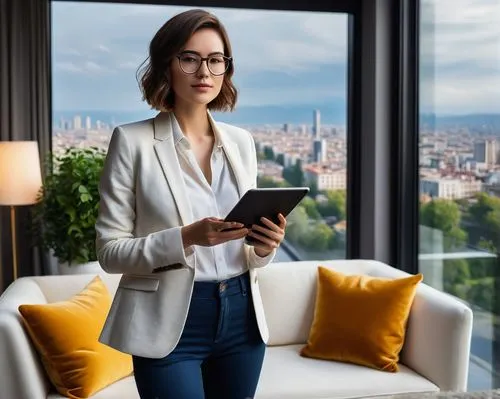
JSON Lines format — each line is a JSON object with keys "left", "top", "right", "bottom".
{"left": 421, "top": 0, "right": 499, "bottom": 67}
{"left": 97, "top": 44, "right": 110, "bottom": 53}
{"left": 118, "top": 61, "right": 139, "bottom": 70}
{"left": 420, "top": 0, "right": 500, "bottom": 114}
{"left": 421, "top": 72, "right": 500, "bottom": 114}
{"left": 58, "top": 48, "right": 82, "bottom": 57}
{"left": 238, "top": 85, "right": 345, "bottom": 107}
{"left": 55, "top": 62, "right": 83, "bottom": 73}
{"left": 54, "top": 60, "right": 109, "bottom": 75}
{"left": 220, "top": 10, "right": 346, "bottom": 73}
{"left": 84, "top": 61, "right": 106, "bottom": 73}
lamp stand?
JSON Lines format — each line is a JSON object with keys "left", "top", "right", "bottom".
{"left": 10, "top": 206, "right": 18, "bottom": 280}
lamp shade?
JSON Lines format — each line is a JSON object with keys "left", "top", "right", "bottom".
{"left": 0, "top": 141, "right": 43, "bottom": 205}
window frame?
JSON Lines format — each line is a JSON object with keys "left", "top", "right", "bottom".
{"left": 392, "top": 0, "right": 420, "bottom": 274}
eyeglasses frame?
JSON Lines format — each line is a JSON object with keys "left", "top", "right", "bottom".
{"left": 176, "top": 53, "right": 233, "bottom": 76}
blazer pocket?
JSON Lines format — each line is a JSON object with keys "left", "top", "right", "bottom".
{"left": 119, "top": 274, "right": 160, "bottom": 292}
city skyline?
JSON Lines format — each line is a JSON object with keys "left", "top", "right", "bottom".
{"left": 52, "top": 108, "right": 500, "bottom": 130}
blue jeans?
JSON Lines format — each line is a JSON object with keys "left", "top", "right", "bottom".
{"left": 132, "top": 272, "right": 266, "bottom": 399}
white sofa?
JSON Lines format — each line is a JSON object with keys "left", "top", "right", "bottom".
{"left": 0, "top": 259, "right": 473, "bottom": 399}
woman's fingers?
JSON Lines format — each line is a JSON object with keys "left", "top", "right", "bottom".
{"left": 202, "top": 215, "right": 287, "bottom": 246}
{"left": 247, "top": 230, "right": 278, "bottom": 248}
{"left": 212, "top": 220, "right": 244, "bottom": 232}
{"left": 211, "top": 220, "right": 248, "bottom": 242}
{"left": 258, "top": 216, "right": 285, "bottom": 235}
{"left": 278, "top": 213, "right": 287, "bottom": 228}
{"left": 248, "top": 214, "right": 287, "bottom": 249}
{"left": 251, "top": 224, "right": 282, "bottom": 241}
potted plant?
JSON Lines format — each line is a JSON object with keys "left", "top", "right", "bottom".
{"left": 33, "top": 146, "right": 106, "bottom": 274}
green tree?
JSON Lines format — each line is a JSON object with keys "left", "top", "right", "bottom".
{"left": 442, "top": 259, "right": 470, "bottom": 299}
{"left": 308, "top": 181, "right": 319, "bottom": 199}
{"left": 468, "top": 192, "right": 500, "bottom": 224}
{"left": 257, "top": 176, "right": 291, "bottom": 188}
{"left": 467, "top": 278, "right": 494, "bottom": 312}
{"left": 263, "top": 146, "right": 275, "bottom": 161}
{"left": 300, "top": 223, "right": 333, "bottom": 251}
{"left": 328, "top": 229, "right": 341, "bottom": 250}
{"left": 468, "top": 256, "right": 496, "bottom": 280}
{"left": 285, "top": 206, "right": 309, "bottom": 243}
{"left": 318, "top": 190, "right": 346, "bottom": 221}
{"left": 466, "top": 192, "right": 500, "bottom": 251}
{"left": 275, "top": 153, "right": 285, "bottom": 166}
{"left": 257, "top": 176, "right": 280, "bottom": 188}
{"left": 484, "top": 209, "right": 500, "bottom": 247}
{"left": 301, "top": 197, "right": 321, "bottom": 220}
{"left": 283, "top": 161, "right": 304, "bottom": 187}
{"left": 420, "top": 199, "right": 467, "bottom": 249}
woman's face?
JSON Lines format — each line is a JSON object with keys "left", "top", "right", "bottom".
{"left": 170, "top": 28, "right": 227, "bottom": 109}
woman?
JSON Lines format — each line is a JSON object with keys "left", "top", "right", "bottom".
{"left": 95, "top": 8, "right": 286, "bottom": 399}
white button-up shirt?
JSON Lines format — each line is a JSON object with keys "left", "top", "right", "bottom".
{"left": 170, "top": 115, "right": 270, "bottom": 281}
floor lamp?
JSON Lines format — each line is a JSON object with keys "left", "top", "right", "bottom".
{"left": 0, "top": 141, "right": 43, "bottom": 281}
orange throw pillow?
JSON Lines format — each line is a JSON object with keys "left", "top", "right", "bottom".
{"left": 19, "top": 276, "right": 132, "bottom": 399}
{"left": 301, "top": 266, "right": 423, "bottom": 372}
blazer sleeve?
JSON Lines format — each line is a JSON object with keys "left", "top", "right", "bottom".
{"left": 244, "top": 131, "right": 277, "bottom": 268}
{"left": 95, "top": 127, "right": 194, "bottom": 275}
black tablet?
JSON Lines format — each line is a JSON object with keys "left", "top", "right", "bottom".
{"left": 223, "top": 187, "right": 310, "bottom": 239}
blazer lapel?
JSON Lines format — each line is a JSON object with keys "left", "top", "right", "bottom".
{"left": 207, "top": 112, "right": 248, "bottom": 197}
{"left": 153, "top": 112, "right": 193, "bottom": 226}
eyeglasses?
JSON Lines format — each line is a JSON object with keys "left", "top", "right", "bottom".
{"left": 176, "top": 53, "right": 232, "bottom": 76}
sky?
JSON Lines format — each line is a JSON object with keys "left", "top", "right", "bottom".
{"left": 419, "top": 0, "right": 500, "bottom": 115}
{"left": 52, "top": 0, "right": 499, "bottom": 117}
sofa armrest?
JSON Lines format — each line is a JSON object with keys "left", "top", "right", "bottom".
{"left": 0, "top": 278, "right": 52, "bottom": 399}
{"left": 400, "top": 282, "right": 473, "bottom": 392}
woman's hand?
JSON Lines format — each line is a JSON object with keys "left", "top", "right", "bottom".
{"left": 247, "top": 213, "right": 287, "bottom": 257}
{"left": 181, "top": 217, "right": 249, "bottom": 248}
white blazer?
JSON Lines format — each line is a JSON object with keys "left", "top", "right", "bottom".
{"left": 95, "top": 111, "right": 275, "bottom": 359}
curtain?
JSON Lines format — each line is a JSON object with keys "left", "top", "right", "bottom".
{"left": 0, "top": 0, "right": 52, "bottom": 290}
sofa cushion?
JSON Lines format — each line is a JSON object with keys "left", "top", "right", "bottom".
{"left": 47, "top": 377, "right": 139, "bottom": 399}
{"left": 256, "top": 345, "right": 439, "bottom": 399}
{"left": 18, "top": 275, "right": 133, "bottom": 399}
{"left": 300, "top": 267, "right": 422, "bottom": 372}
{"left": 45, "top": 346, "right": 439, "bottom": 399}
{"left": 258, "top": 259, "right": 413, "bottom": 346}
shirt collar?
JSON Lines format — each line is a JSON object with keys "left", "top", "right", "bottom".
{"left": 170, "top": 113, "right": 189, "bottom": 148}
{"left": 170, "top": 112, "right": 223, "bottom": 150}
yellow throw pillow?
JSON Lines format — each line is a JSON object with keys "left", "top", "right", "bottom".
{"left": 18, "top": 276, "right": 133, "bottom": 399}
{"left": 300, "top": 266, "right": 423, "bottom": 372}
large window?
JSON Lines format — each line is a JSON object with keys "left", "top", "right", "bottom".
{"left": 51, "top": 2, "right": 349, "bottom": 262}
{"left": 419, "top": 0, "right": 500, "bottom": 389}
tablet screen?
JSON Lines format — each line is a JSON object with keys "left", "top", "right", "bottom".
{"left": 223, "top": 187, "right": 309, "bottom": 240}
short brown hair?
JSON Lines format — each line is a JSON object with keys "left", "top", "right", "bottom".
{"left": 137, "top": 9, "right": 237, "bottom": 112}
